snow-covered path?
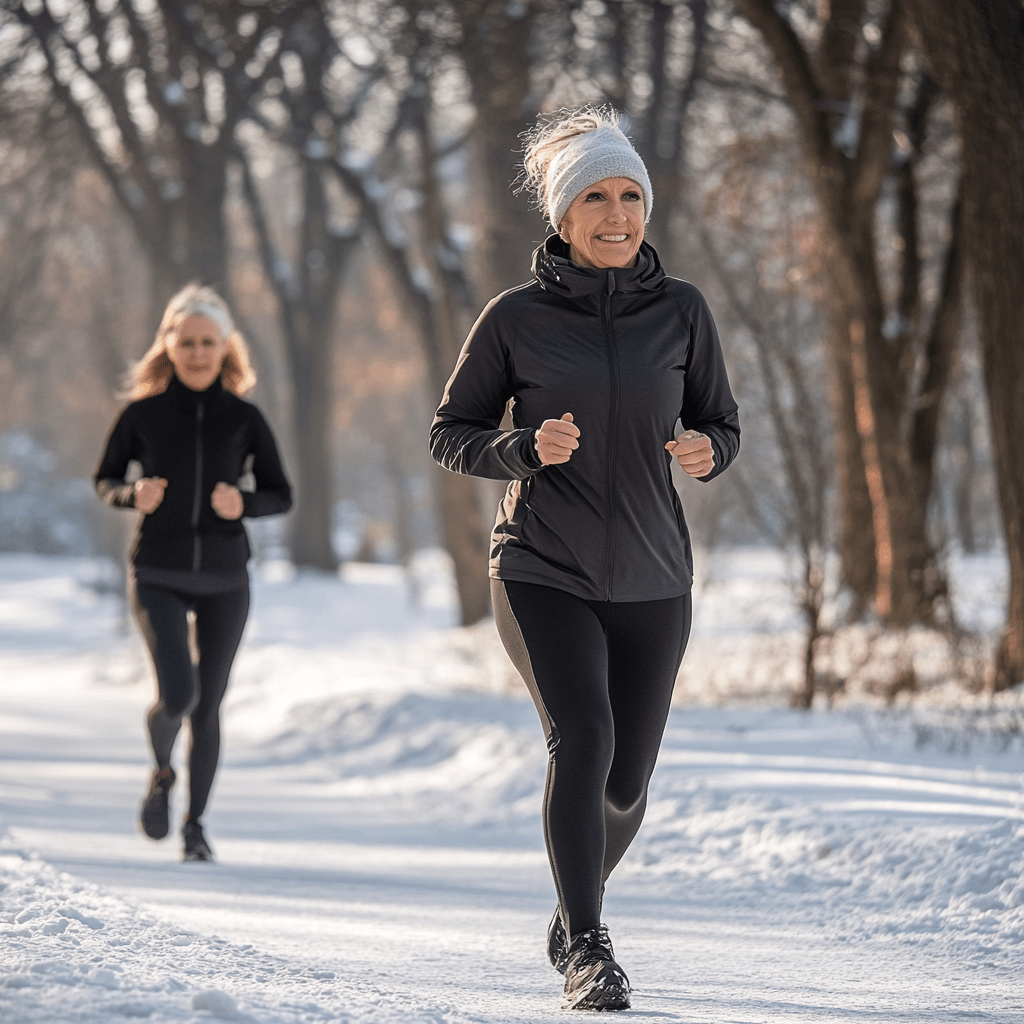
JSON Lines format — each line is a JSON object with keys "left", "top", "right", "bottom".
{"left": 2, "top": 555, "right": 1023, "bottom": 1022}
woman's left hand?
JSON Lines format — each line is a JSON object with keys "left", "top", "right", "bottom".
{"left": 665, "top": 430, "right": 715, "bottom": 478}
{"left": 211, "top": 482, "right": 244, "bottom": 520}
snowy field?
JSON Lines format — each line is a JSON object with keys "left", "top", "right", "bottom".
{"left": 1, "top": 549, "right": 1022, "bottom": 1023}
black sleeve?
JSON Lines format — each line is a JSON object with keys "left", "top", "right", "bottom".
{"left": 241, "top": 408, "right": 292, "bottom": 518}
{"left": 429, "top": 296, "right": 545, "bottom": 481}
{"left": 93, "top": 407, "right": 139, "bottom": 509}
{"left": 679, "top": 290, "right": 741, "bottom": 482}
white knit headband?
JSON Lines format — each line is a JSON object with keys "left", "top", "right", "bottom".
{"left": 545, "top": 125, "right": 653, "bottom": 229}
{"left": 181, "top": 300, "right": 234, "bottom": 342}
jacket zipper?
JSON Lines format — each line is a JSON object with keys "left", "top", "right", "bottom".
{"left": 191, "top": 401, "right": 204, "bottom": 571}
{"left": 602, "top": 269, "right": 620, "bottom": 601}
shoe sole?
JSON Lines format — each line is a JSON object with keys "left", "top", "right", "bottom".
{"left": 563, "top": 982, "right": 630, "bottom": 1012}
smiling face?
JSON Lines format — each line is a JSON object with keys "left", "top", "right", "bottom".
{"left": 166, "top": 313, "right": 229, "bottom": 392}
{"left": 557, "top": 177, "right": 646, "bottom": 269}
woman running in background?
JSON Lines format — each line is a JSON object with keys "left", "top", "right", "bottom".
{"left": 95, "top": 283, "right": 291, "bottom": 862}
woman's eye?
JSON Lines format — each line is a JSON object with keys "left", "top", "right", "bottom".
{"left": 623, "top": 192, "right": 641, "bottom": 201}
{"left": 585, "top": 192, "right": 604, "bottom": 201}
{"left": 202, "top": 337, "right": 216, "bottom": 347}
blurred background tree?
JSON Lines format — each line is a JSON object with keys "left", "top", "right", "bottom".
{"left": 0, "top": 0, "right": 1017, "bottom": 692}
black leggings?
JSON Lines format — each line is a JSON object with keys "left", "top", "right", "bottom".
{"left": 492, "top": 579, "right": 691, "bottom": 939}
{"left": 130, "top": 578, "right": 249, "bottom": 822}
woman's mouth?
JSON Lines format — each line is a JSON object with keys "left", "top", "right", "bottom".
{"left": 597, "top": 235, "right": 628, "bottom": 242}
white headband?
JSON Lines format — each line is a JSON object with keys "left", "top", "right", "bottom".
{"left": 186, "top": 300, "right": 234, "bottom": 341}
{"left": 545, "top": 125, "right": 653, "bottom": 229}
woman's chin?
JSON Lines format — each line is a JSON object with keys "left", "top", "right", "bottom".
{"left": 590, "top": 246, "right": 640, "bottom": 269}
{"left": 178, "top": 372, "right": 218, "bottom": 391}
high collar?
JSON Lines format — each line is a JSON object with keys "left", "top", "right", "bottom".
{"left": 532, "top": 235, "right": 666, "bottom": 306}
{"left": 166, "top": 372, "right": 224, "bottom": 410}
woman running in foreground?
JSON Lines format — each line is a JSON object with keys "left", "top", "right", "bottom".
{"left": 430, "top": 106, "right": 740, "bottom": 1010}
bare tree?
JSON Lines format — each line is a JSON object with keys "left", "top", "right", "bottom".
{"left": 12, "top": 1, "right": 368, "bottom": 571}
{"left": 334, "top": 120, "right": 492, "bottom": 623}
{"left": 905, "top": 0, "right": 1024, "bottom": 690}
{"left": 733, "top": 0, "right": 964, "bottom": 628}
{"left": 233, "top": 3, "right": 378, "bottom": 570}
{"left": 12, "top": 1, "right": 306, "bottom": 315}
{"left": 688, "top": 125, "right": 834, "bottom": 706}
{"left": 0, "top": 37, "right": 75, "bottom": 361}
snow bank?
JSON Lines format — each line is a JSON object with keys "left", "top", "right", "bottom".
{"left": 0, "top": 835, "right": 354, "bottom": 1024}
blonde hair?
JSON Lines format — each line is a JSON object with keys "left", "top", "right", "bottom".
{"left": 125, "top": 283, "right": 257, "bottom": 400}
{"left": 520, "top": 104, "right": 651, "bottom": 227}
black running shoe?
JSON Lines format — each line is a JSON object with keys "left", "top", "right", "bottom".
{"left": 562, "top": 926, "right": 630, "bottom": 1011}
{"left": 140, "top": 767, "right": 175, "bottom": 840}
{"left": 182, "top": 819, "right": 214, "bottom": 862}
{"left": 548, "top": 907, "right": 569, "bottom": 974}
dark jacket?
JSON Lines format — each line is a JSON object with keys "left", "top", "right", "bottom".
{"left": 430, "top": 237, "right": 740, "bottom": 602}
{"left": 95, "top": 374, "right": 292, "bottom": 572}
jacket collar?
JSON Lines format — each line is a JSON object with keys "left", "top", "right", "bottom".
{"left": 532, "top": 235, "right": 666, "bottom": 306}
{"left": 166, "top": 372, "right": 224, "bottom": 411}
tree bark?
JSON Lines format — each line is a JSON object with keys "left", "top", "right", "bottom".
{"left": 632, "top": 0, "right": 710, "bottom": 265}
{"left": 827, "top": 306, "right": 877, "bottom": 613}
{"left": 456, "top": 0, "right": 542, "bottom": 295}
{"left": 907, "top": 0, "right": 1024, "bottom": 689}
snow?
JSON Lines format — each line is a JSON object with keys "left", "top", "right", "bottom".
{"left": 1, "top": 550, "right": 1023, "bottom": 1023}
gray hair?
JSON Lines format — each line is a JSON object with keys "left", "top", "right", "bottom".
{"left": 520, "top": 105, "right": 653, "bottom": 229}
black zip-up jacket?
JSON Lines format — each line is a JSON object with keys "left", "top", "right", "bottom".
{"left": 430, "top": 237, "right": 740, "bottom": 602}
{"left": 95, "top": 374, "right": 292, "bottom": 572}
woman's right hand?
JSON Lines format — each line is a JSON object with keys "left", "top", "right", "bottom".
{"left": 134, "top": 477, "right": 168, "bottom": 514}
{"left": 535, "top": 413, "right": 580, "bottom": 466}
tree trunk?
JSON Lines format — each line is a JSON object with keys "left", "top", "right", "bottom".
{"left": 287, "top": 328, "right": 338, "bottom": 571}
{"left": 181, "top": 143, "right": 231, "bottom": 291}
{"left": 827, "top": 307, "right": 877, "bottom": 613}
{"left": 634, "top": 0, "right": 710, "bottom": 265}
{"left": 279, "top": 159, "right": 357, "bottom": 572}
{"left": 458, "top": 0, "right": 542, "bottom": 295}
{"left": 907, "top": 0, "right": 1024, "bottom": 688}
{"left": 433, "top": 468, "right": 492, "bottom": 625}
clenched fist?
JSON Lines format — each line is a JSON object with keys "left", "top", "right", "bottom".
{"left": 665, "top": 430, "right": 714, "bottom": 478}
{"left": 535, "top": 413, "right": 580, "bottom": 466}
{"left": 134, "top": 477, "right": 168, "bottom": 514}
{"left": 211, "top": 482, "right": 244, "bottom": 520}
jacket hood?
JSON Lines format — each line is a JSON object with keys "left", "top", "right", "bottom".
{"left": 532, "top": 235, "right": 666, "bottom": 303}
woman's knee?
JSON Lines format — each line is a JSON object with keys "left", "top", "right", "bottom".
{"left": 551, "top": 713, "right": 615, "bottom": 773}
{"left": 158, "top": 685, "right": 199, "bottom": 719}
{"left": 188, "top": 698, "right": 222, "bottom": 732}
{"left": 604, "top": 777, "right": 648, "bottom": 815}
{"left": 604, "top": 759, "right": 653, "bottom": 814}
